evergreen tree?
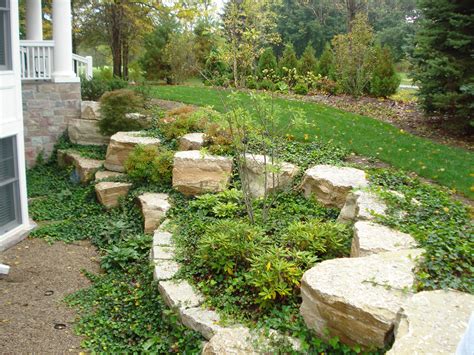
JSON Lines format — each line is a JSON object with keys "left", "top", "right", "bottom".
{"left": 369, "top": 45, "right": 400, "bottom": 97}
{"left": 318, "top": 42, "right": 334, "bottom": 79}
{"left": 278, "top": 43, "right": 299, "bottom": 74}
{"left": 298, "top": 42, "right": 318, "bottom": 75}
{"left": 411, "top": 0, "right": 473, "bottom": 128}
{"left": 257, "top": 48, "right": 278, "bottom": 76}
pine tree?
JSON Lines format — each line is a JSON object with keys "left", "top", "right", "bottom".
{"left": 257, "top": 48, "right": 278, "bottom": 76}
{"left": 411, "top": 0, "right": 474, "bottom": 128}
{"left": 318, "top": 42, "right": 334, "bottom": 79}
{"left": 370, "top": 45, "right": 400, "bottom": 97}
{"left": 278, "top": 43, "right": 299, "bottom": 75}
{"left": 298, "top": 42, "right": 318, "bottom": 75}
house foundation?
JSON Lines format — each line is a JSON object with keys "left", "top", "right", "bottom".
{"left": 22, "top": 81, "right": 81, "bottom": 167}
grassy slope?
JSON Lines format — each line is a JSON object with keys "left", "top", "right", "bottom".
{"left": 150, "top": 85, "right": 473, "bottom": 199}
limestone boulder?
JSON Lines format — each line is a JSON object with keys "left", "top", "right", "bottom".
{"left": 351, "top": 221, "right": 417, "bottom": 257}
{"left": 153, "top": 231, "right": 173, "bottom": 247}
{"left": 243, "top": 154, "right": 299, "bottom": 198}
{"left": 180, "top": 307, "right": 223, "bottom": 340}
{"left": 57, "top": 150, "right": 103, "bottom": 183}
{"left": 389, "top": 290, "right": 474, "bottom": 354}
{"left": 74, "top": 156, "right": 104, "bottom": 183}
{"left": 153, "top": 260, "right": 180, "bottom": 281}
{"left": 158, "top": 280, "right": 204, "bottom": 309}
{"left": 68, "top": 118, "right": 109, "bottom": 146}
{"left": 81, "top": 101, "right": 101, "bottom": 120}
{"left": 202, "top": 327, "right": 256, "bottom": 355}
{"left": 138, "top": 193, "right": 171, "bottom": 234}
{"left": 104, "top": 131, "right": 161, "bottom": 172}
{"left": 57, "top": 149, "right": 78, "bottom": 168}
{"left": 172, "top": 150, "right": 233, "bottom": 196}
{"left": 337, "top": 190, "right": 387, "bottom": 224}
{"left": 95, "top": 181, "right": 132, "bottom": 209}
{"left": 95, "top": 170, "right": 125, "bottom": 181}
{"left": 178, "top": 133, "right": 205, "bottom": 151}
{"left": 300, "top": 249, "right": 424, "bottom": 349}
{"left": 301, "top": 165, "right": 368, "bottom": 208}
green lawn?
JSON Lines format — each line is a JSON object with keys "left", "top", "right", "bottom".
{"left": 398, "top": 72, "right": 413, "bottom": 86}
{"left": 149, "top": 85, "right": 473, "bottom": 199}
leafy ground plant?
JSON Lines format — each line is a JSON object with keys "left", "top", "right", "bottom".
{"left": 27, "top": 162, "right": 203, "bottom": 352}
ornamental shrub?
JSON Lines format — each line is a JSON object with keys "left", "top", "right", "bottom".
{"left": 124, "top": 144, "right": 173, "bottom": 186}
{"left": 98, "top": 89, "right": 147, "bottom": 136}
{"left": 278, "top": 43, "right": 299, "bottom": 76}
{"left": 318, "top": 42, "right": 334, "bottom": 79}
{"left": 257, "top": 48, "right": 278, "bottom": 77}
{"left": 196, "top": 220, "right": 267, "bottom": 275}
{"left": 158, "top": 106, "right": 208, "bottom": 141}
{"left": 80, "top": 76, "right": 128, "bottom": 101}
{"left": 369, "top": 45, "right": 400, "bottom": 97}
{"left": 298, "top": 42, "right": 318, "bottom": 75}
{"left": 293, "top": 81, "right": 309, "bottom": 95}
{"left": 331, "top": 14, "right": 374, "bottom": 97}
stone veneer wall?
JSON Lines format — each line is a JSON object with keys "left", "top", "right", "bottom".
{"left": 22, "top": 81, "right": 81, "bottom": 167}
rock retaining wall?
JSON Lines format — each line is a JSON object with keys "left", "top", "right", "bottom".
{"left": 22, "top": 81, "right": 81, "bottom": 167}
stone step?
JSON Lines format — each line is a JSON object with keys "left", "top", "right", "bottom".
{"left": 243, "top": 153, "right": 299, "bottom": 198}
{"left": 57, "top": 149, "right": 103, "bottom": 183}
{"left": 388, "top": 290, "right": 474, "bottom": 354}
{"left": 158, "top": 280, "right": 204, "bottom": 310}
{"left": 137, "top": 193, "right": 171, "bottom": 234}
{"left": 153, "top": 260, "right": 180, "bottom": 281}
{"left": 351, "top": 221, "right": 417, "bottom": 257}
{"left": 301, "top": 165, "right": 368, "bottom": 208}
{"left": 172, "top": 150, "right": 233, "bottom": 196}
{"left": 104, "top": 131, "right": 161, "bottom": 172}
{"left": 178, "top": 133, "right": 205, "bottom": 151}
{"left": 95, "top": 181, "right": 132, "bottom": 209}
{"left": 180, "top": 307, "right": 223, "bottom": 340}
{"left": 300, "top": 249, "right": 424, "bottom": 349}
{"left": 338, "top": 190, "right": 387, "bottom": 224}
{"left": 94, "top": 170, "right": 126, "bottom": 181}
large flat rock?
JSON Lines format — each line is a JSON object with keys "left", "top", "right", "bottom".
{"left": 95, "top": 170, "right": 126, "bottom": 181}
{"left": 158, "top": 280, "right": 204, "bottom": 309}
{"left": 95, "top": 181, "right": 132, "bottom": 209}
{"left": 172, "top": 150, "right": 233, "bottom": 196}
{"left": 351, "top": 221, "right": 417, "bottom": 257}
{"left": 137, "top": 193, "right": 171, "bottom": 234}
{"left": 388, "top": 290, "right": 474, "bottom": 354}
{"left": 337, "top": 190, "right": 387, "bottom": 224}
{"left": 243, "top": 154, "right": 299, "bottom": 198}
{"left": 68, "top": 118, "right": 109, "bottom": 146}
{"left": 153, "top": 260, "right": 180, "bottom": 281}
{"left": 300, "top": 249, "right": 424, "bottom": 349}
{"left": 104, "top": 131, "right": 161, "bottom": 172}
{"left": 202, "top": 327, "right": 256, "bottom": 355}
{"left": 57, "top": 150, "right": 103, "bottom": 183}
{"left": 301, "top": 165, "right": 368, "bottom": 208}
{"left": 178, "top": 133, "right": 205, "bottom": 151}
{"left": 81, "top": 101, "right": 101, "bottom": 120}
{"left": 180, "top": 307, "right": 223, "bottom": 340}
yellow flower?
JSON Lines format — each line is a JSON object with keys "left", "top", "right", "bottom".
{"left": 443, "top": 207, "right": 450, "bottom": 213}
{"left": 304, "top": 134, "right": 309, "bottom": 140}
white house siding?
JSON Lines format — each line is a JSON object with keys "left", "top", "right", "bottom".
{"left": 0, "top": 0, "right": 34, "bottom": 251}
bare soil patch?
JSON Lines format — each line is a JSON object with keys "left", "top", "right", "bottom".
{"left": 0, "top": 238, "right": 100, "bottom": 354}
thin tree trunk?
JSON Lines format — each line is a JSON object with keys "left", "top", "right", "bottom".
{"left": 122, "top": 38, "right": 129, "bottom": 80}
{"left": 110, "top": 0, "right": 123, "bottom": 78}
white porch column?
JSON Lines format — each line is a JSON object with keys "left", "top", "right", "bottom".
{"left": 25, "top": 0, "right": 43, "bottom": 40}
{"left": 51, "top": 0, "right": 79, "bottom": 82}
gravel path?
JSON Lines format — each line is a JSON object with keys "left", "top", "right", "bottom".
{"left": 0, "top": 238, "right": 100, "bottom": 353}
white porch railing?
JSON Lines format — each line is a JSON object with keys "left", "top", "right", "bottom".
{"left": 72, "top": 53, "right": 93, "bottom": 80}
{"left": 20, "top": 40, "right": 54, "bottom": 80}
{"left": 19, "top": 40, "right": 93, "bottom": 81}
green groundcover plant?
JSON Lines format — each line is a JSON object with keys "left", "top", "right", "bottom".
{"left": 27, "top": 103, "right": 472, "bottom": 353}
